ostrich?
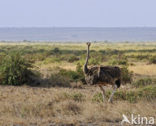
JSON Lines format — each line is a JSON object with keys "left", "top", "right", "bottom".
{"left": 83, "top": 42, "right": 121, "bottom": 103}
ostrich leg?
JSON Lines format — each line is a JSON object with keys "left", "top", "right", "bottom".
{"left": 99, "top": 85, "right": 106, "bottom": 102}
{"left": 108, "top": 84, "right": 117, "bottom": 103}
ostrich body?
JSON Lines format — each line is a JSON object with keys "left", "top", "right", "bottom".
{"left": 83, "top": 42, "right": 121, "bottom": 103}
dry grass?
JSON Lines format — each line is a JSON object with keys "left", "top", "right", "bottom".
{"left": 0, "top": 85, "right": 155, "bottom": 126}
{"left": 129, "top": 63, "right": 156, "bottom": 76}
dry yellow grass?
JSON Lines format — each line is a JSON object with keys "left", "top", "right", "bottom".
{"left": 0, "top": 85, "right": 155, "bottom": 126}
{"left": 129, "top": 63, "right": 156, "bottom": 76}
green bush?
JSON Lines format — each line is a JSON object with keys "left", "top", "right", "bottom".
{"left": 58, "top": 64, "right": 85, "bottom": 83}
{"left": 149, "top": 56, "right": 156, "bottom": 64}
{"left": 48, "top": 64, "right": 85, "bottom": 87}
{"left": 92, "top": 93, "right": 103, "bottom": 102}
{"left": 121, "top": 67, "right": 133, "bottom": 84}
{"left": 43, "top": 57, "right": 61, "bottom": 64}
{"left": 89, "top": 58, "right": 100, "bottom": 65}
{"left": 0, "top": 52, "right": 34, "bottom": 85}
{"left": 76, "top": 63, "right": 85, "bottom": 84}
{"left": 109, "top": 59, "right": 127, "bottom": 65}
{"left": 132, "top": 78, "right": 152, "bottom": 88}
{"left": 67, "top": 55, "right": 79, "bottom": 63}
{"left": 136, "top": 54, "right": 149, "bottom": 60}
{"left": 59, "top": 69, "right": 80, "bottom": 81}
{"left": 63, "top": 92, "right": 85, "bottom": 102}
{"left": 49, "top": 73, "right": 71, "bottom": 87}
{"left": 71, "top": 92, "right": 85, "bottom": 102}
{"left": 52, "top": 47, "right": 61, "bottom": 54}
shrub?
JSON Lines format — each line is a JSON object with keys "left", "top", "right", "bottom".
{"left": 43, "top": 57, "right": 61, "bottom": 64}
{"left": 76, "top": 63, "right": 85, "bottom": 84}
{"left": 49, "top": 73, "right": 70, "bottom": 87}
{"left": 71, "top": 92, "right": 85, "bottom": 102}
{"left": 0, "top": 52, "right": 34, "bottom": 85}
{"left": 121, "top": 67, "right": 133, "bottom": 84}
{"left": 89, "top": 58, "right": 100, "bottom": 65}
{"left": 59, "top": 69, "right": 80, "bottom": 81}
{"left": 52, "top": 47, "right": 61, "bottom": 54}
{"left": 92, "top": 93, "right": 103, "bottom": 102}
{"left": 136, "top": 54, "right": 149, "bottom": 60}
{"left": 149, "top": 56, "right": 156, "bottom": 64}
{"left": 118, "top": 60, "right": 128, "bottom": 65}
{"left": 109, "top": 59, "right": 127, "bottom": 66}
{"left": 132, "top": 78, "right": 152, "bottom": 88}
{"left": 48, "top": 65, "right": 85, "bottom": 87}
{"left": 62, "top": 92, "right": 85, "bottom": 102}
{"left": 67, "top": 55, "right": 79, "bottom": 63}
{"left": 59, "top": 64, "right": 85, "bottom": 83}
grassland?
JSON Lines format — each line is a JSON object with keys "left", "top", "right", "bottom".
{"left": 0, "top": 42, "right": 156, "bottom": 126}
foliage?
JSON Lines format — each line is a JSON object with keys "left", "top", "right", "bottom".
{"left": 92, "top": 85, "right": 156, "bottom": 103}
{"left": 49, "top": 73, "right": 71, "bottom": 87}
{"left": 52, "top": 47, "right": 61, "bottom": 54}
{"left": 71, "top": 92, "right": 85, "bottom": 102}
{"left": 76, "top": 63, "right": 85, "bottom": 84}
{"left": 121, "top": 66, "right": 133, "bottom": 84}
{"left": 0, "top": 52, "right": 34, "bottom": 85}
{"left": 92, "top": 93, "right": 103, "bottom": 102}
{"left": 67, "top": 55, "right": 79, "bottom": 63}
{"left": 109, "top": 59, "right": 128, "bottom": 65}
{"left": 132, "top": 78, "right": 153, "bottom": 88}
{"left": 149, "top": 56, "right": 156, "bottom": 64}
{"left": 48, "top": 64, "right": 85, "bottom": 87}
{"left": 59, "top": 69, "right": 81, "bottom": 82}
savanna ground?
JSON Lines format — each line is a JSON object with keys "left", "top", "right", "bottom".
{"left": 0, "top": 42, "right": 156, "bottom": 126}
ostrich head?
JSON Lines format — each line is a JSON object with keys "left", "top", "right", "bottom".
{"left": 86, "top": 42, "right": 91, "bottom": 47}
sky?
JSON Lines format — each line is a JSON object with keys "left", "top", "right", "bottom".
{"left": 0, "top": 0, "right": 156, "bottom": 27}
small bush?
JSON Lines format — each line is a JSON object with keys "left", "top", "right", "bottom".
{"left": 92, "top": 93, "right": 103, "bottom": 102}
{"left": 43, "top": 57, "right": 61, "bottom": 64}
{"left": 132, "top": 78, "right": 152, "bottom": 88}
{"left": 109, "top": 59, "right": 128, "bottom": 66}
{"left": 59, "top": 64, "right": 85, "bottom": 83}
{"left": 121, "top": 67, "right": 133, "bottom": 84}
{"left": 0, "top": 52, "right": 34, "bottom": 85}
{"left": 59, "top": 69, "right": 80, "bottom": 81}
{"left": 136, "top": 54, "right": 149, "bottom": 60}
{"left": 67, "top": 55, "right": 79, "bottom": 63}
{"left": 76, "top": 63, "right": 85, "bottom": 84}
{"left": 52, "top": 47, "right": 61, "bottom": 54}
{"left": 48, "top": 65, "right": 85, "bottom": 87}
{"left": 149, "top": 56, "right": 156, "bottom": 64}
{"left": 49, "top": 73, "right": 71, "bottom": 87}
{"left": 71, "top": 92, "right": 85, "bottom": 102}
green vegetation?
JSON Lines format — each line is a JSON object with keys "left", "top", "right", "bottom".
{"left": 149, "top": 56, "right": 156, "bottom": 64}
{"left": 121, "top": 66, "right": 133, "bottom": 84}
{"left": 0, "top": 42, "right": 156, "bottom": 103}
{"left": 0, "top": 52, "right": 35, "bottom": 85}
{"left": 132, "top": 78, "right": 153, "bottom": 88}
{"left": 92, "top": 85, "right": 156, "bottom": 103}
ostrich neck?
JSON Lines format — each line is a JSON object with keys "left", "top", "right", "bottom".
{"left": 84, "top": 46, "right": 90, "bottom": 74}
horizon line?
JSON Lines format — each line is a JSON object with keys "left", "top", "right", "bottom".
{"left": 0, "top": 26, "right": 156, "bottom": 28}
